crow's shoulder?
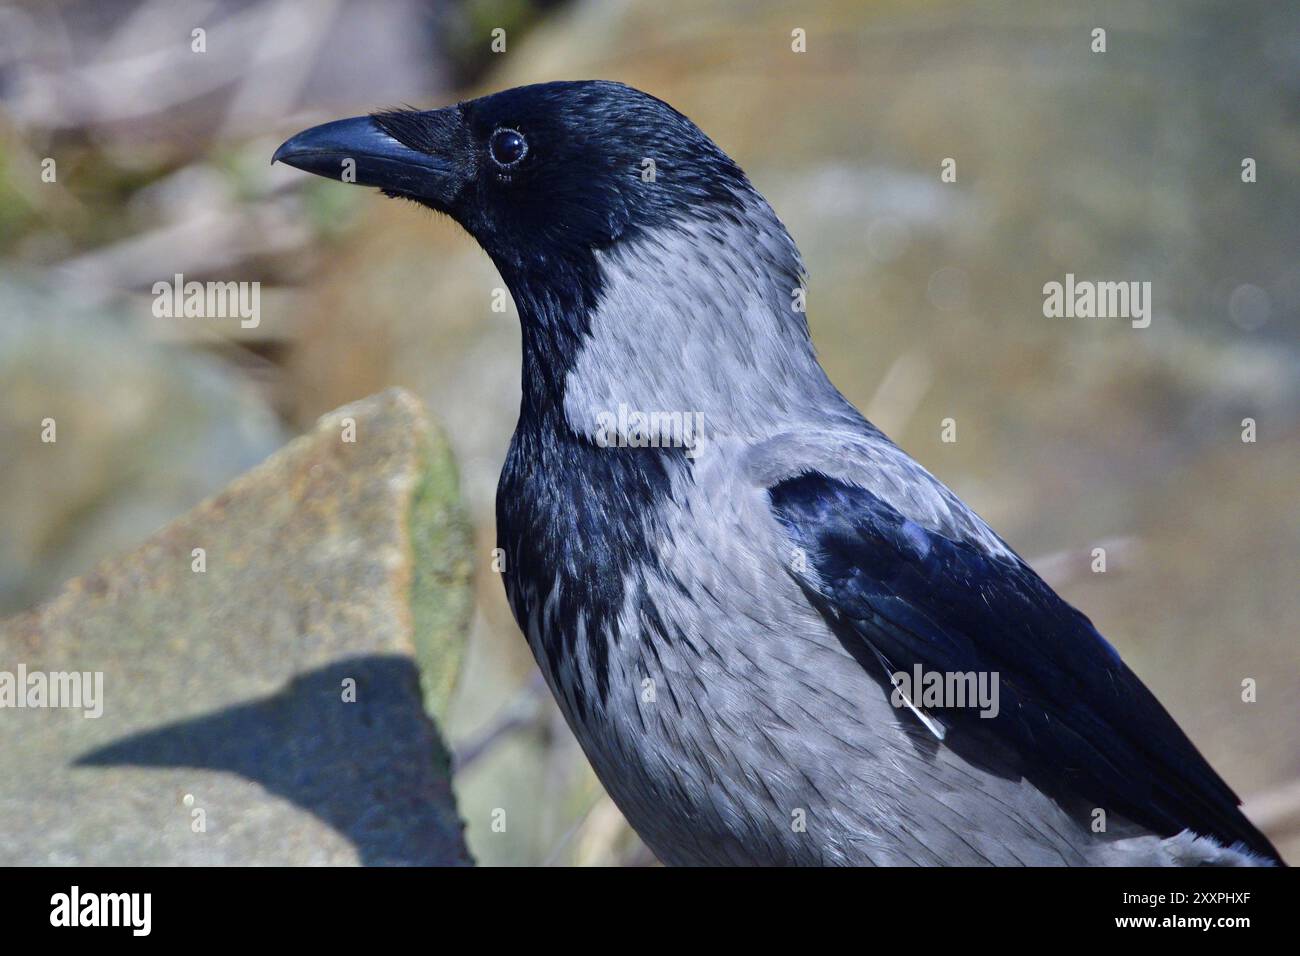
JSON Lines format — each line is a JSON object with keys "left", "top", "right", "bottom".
{"left": 744, "top": 434, "right": 1279, "bottom": 863}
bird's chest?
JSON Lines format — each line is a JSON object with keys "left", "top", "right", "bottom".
{"left": 494, "top": 434, "right": 875, "bottom": 863}
{"left": 495, "top": 427, "right": 681, "bottom": 719}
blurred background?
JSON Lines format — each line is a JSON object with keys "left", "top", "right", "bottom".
{"left": 0, "top": 0, "right": 1296, "bottom": 865}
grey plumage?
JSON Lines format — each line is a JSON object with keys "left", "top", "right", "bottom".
{"left": 273, "top": 80, "right": 1281, "bottom": 866}
{"left": 521, "top": 205, "right": 1265, "bottom": 866}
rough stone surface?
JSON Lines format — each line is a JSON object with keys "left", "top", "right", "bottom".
{"left": 0, "top": 388, "right": 474, "bottom": 865}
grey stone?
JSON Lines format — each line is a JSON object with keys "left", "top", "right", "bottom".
{"left": 0, "top": 388, "right": 474, "bottom": 865}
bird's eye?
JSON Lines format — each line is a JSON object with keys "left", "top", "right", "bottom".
{"left": 489, "top": 128, "right": 527, "bottom": 168}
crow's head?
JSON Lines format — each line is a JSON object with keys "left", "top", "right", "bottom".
{"left": 274, "top": 81, "right": 763, "bottom": 303}
{"left": 275, "top": 80, "right": 817, "bottom": 421}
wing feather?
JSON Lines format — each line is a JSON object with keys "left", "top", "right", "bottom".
{"left": 768, "top": 469, "right": 1280, "bottom": 863}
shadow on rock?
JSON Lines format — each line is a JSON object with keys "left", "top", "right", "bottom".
{"left": 76, "top": 655, "right": 469, "bottom": 866}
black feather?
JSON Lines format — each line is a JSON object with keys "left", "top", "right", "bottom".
{"left": 769, "top": 470, "right": 1281, "bottom": 864}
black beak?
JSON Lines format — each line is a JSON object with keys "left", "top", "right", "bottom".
{"left": 273, "top": 112, "right": 462, "bottom": 203}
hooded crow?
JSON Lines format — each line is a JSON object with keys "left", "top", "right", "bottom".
{"left": 274, "top": 80, "right": 1281, "bottom": 866}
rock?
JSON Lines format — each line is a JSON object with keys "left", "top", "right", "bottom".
{"left": 0, "top": 388, "right": 474, "bottom": 865}
{"left": 0, "top": 279, "right": 287, "bottom": 617}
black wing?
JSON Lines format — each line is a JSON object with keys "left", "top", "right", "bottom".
{"left": 768, "top": 470, "right": 1280, "bottom": 862}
